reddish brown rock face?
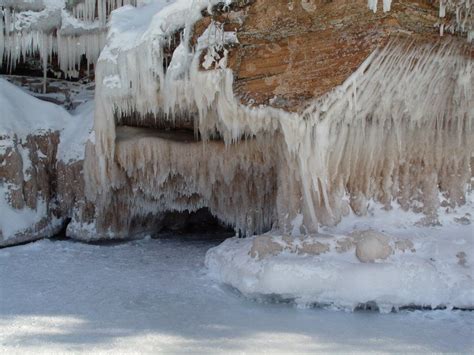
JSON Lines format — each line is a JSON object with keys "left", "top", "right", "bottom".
{"left": 195, "top": 0, "right": 453, "bottom": 112}
{"left": 0, "top": 131, "right": 94, "bottom": 247}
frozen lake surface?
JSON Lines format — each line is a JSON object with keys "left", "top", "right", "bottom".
{"left": 1, "top": 235, "right": 473, "bottom": 354}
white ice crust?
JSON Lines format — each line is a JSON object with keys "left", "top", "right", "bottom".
{"left": 206, "top": 201, "right": 474, "bottom": 312}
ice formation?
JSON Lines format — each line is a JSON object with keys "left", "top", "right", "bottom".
{"left": 438, "top": 0, "right": 473, "bottom": 40}
{"left": 1, "top": 0, "right": 471, "bottom": 90}
{"left": 81, "top": 0, "right": 473, "bottom": 239}
{"left": 0, "top": 0, "right": 137, "bottom": 89}
{"left": 367, "top": 0, "right": 473, "bottom": 40}
{"left": 205, "top": 195, "right": 474, "bottom": 311}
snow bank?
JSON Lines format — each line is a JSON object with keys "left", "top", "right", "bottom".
{"left": 0, "top": 78, "right": 65, "bottom": 240}
{"left": 206, "top": 201, "right": 474, "bottom": 312}
{"left": 0, "top": 77, "right": 93, "bottom": 159}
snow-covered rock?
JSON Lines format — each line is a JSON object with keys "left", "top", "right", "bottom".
{"left": 206, "top": 217, "right": 474, "bottom": 311}
{"left": 0, "top": 78, "right": 94, "bottom": 246}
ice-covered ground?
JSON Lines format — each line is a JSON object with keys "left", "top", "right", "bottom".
{"left": 207, "top": 200, "right": 474, "bottom": 312}
{"left": 1, "top": 234, "right": 473, "bottom": 354}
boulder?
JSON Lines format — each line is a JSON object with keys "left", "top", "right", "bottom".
{"left": 353, "top": 230, "right": 393, "bottom": 263}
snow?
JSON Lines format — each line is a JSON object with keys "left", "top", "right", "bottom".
{"left": 1, "top": 74, "right": 95, "bottom": 109}
{"left": 0, "top": 185, "right": 47, "bottom": 239}
{"left": 1, "top": 236, "right": 473, "bottom": 353}
{"left": 206, "top": 200, "right": 474, "bottom": 312}
{"left": 0, "top": 78, "right": 69, "bottom": 139}
{"left": 0, "top": 78, "right": 93, "bottom": 163}
{"left": 58, "top": 99, "right": 95, "bottom": 163}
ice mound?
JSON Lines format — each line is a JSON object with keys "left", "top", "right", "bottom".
{"left": 206, "top": 220, "right": 474, "bottom": 312}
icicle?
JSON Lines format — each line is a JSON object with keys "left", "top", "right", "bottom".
{"left": 42, "top": 33, "right": 48, "bottom": 93}
{"left": 440, "top": 0, "right": 446, "bottom": 17}
{"left": 367, "top": 0, "right": 392, "bottom": 13}
{"left": 0, "top": 10, "right": 4, "bottom": 65}
{"left": 368, "top": 0, "right": 378, "bottom": 13}
{"left": 0, "top": 0, "right": 138, "bottom": 78}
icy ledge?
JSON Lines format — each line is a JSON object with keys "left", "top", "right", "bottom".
{"left": 205, "top": 202, "right": 474, "bottom": 313}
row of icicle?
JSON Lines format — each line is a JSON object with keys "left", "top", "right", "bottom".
{"left": 0, "top": 0, "right": 136, "bottom": 92}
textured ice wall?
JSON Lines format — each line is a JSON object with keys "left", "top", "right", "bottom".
{"left": 98, "top": 127, "right": 280, "bottom": 237}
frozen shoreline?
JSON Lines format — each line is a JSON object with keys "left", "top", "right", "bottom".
{"left": 206, "top": 200, "right": 474, "bottom": 312}
{"left": 1, "top": 235, "right": 473, "bottom": 353}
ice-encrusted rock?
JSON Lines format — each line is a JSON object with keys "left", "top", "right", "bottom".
{"left": 296, "top": 240, "right": 330, "bottom": 256}
{"left": 0, "top": 131, "right": 61, "bottom": 246}
{"left": 1, "top": 0, "right": 473, "bottom": 245}
{"left": 206, "top": 227, "right": 474, "bottom": 311}
{"left": 85, "top": 0, "right": 473, "bottom": 239}
{"left": 248, "top": 234, "right": 332, "bottom": 260}
{"left": 394, "top": 239, "right": 416, "bottom": 253}
{"left": 249, "top": 235, "right": 286, "bottom": 260}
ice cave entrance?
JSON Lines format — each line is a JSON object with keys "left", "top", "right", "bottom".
{"left": 152, "top": 208, "right": 236, "bottom": 240}
{"left": 114, "top": 120, "right": 246, "bottom": 240}
{"left": 106, "top": 110, "right": 278, "bottom": 240}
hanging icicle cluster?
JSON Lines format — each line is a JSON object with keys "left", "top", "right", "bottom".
{"left": 368, "top": 0, "right": 473, "bottom": 41}
{"left": 70, "top": 0, "right": 137, "bottom": 24}
{"left": 438, "top": 0, "right": 473, "bottom": 40}
{"left": 0, "top": 0, "right": 137, "bottom": 81}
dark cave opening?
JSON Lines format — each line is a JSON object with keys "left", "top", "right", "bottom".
{"left": 153, "top": 208, "right": 236, "bottom": 240}
{"left": 124, "top": 208, "right": 236, "bottom": 242}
